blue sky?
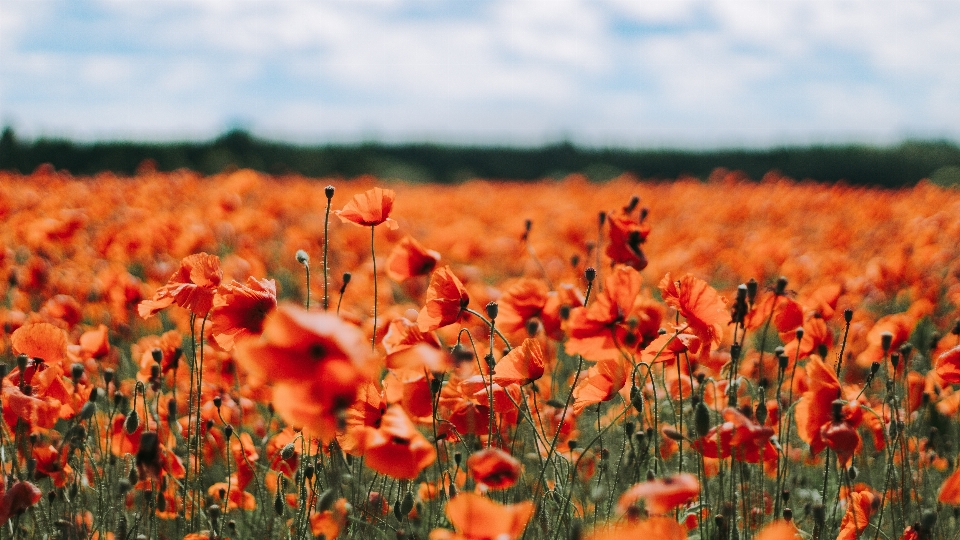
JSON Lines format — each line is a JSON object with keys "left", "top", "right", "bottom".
{"left": 2, "top": 0, "right": 959, "bottom": 147}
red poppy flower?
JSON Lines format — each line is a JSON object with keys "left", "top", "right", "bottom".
{"left": 584, "top": 517, "right": 687, "bottom": 540}
{"left": 493, "top": 338, "right": 545, "bottom": 386}
{"left": 363, "top": 405, "right": 436, "bottom": 480}
{"left": 467, "top": 448, "right": 523, "bottom": 490}
{"left": 497, "top": 279, "right": 583, "bottom": 340}
{"left": 10, "top": 322, "right": 68, "bottom": 367}
{"left": 605, "top": 207, "right": 650, "bottom": 270}
{"left": 233, "top": 303, "right": 374, "bottom": 442}
{"left": 617, "top": 473, "right": 699, "bottom": 515}
{"left": 821, "top": 418, "right": 862, "bottom": 467}
{"left": 431, "top": 493, "right": 534, "bottom": 540}
{"left": 745, "top": 294, "right": 804, "bottom": 333}
{"left": 2, "top": 359, "right": 70, "bottom": 429}
{"left": 755, "top": 520, "right": 802, "bottom": 540}
{"left": 138, "top": 252, "right": 223, "bottom": 318}
{"left": 692, "top": 407, "right": 777, "bottom": 464}
{"left": 0, "top": 479, "right": 42, "bottom": 527}
{"left": 572, "top": 358, "right": 627, "bottom": 415}
{"left": 566, "top": 265, "right": 662, "bottom": 361}
{"left": 417, "top": 266, "right": 470, "bottom": 332}
{"left": 658, "top": 273, "right": 728, "bottom": 361}
{"left": 641, "top": 331, "right": 702, "bottom": 365}
{"left": 939, "top": 464, "right": 960, "bottom": 504}
{"left": 793, "top": 355, "right": 842, "bottom": 455}
{"left": 335, "top": 187, "right": 399, "bottom": 229}
{"left": 387, "top": 235, "right": 440, "bottom": 282}
{"left": 208, "top": 482, "right": 256, "bottom": 511}
{"left": 311, "top": 498, "right": 349, "bottom": 539}
{"left": 936, "top": 346, "right": 960, "bottom": 385}
{"left": 837, "top": 490, "right": 879, "bottom": 540}
{"left": 208, "top": 276, "right": 277, "bottom": 350}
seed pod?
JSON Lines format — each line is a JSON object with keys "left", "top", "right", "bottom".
{"left": 844, "top": 309, "right": 853, "bottom": 324}
{"left": 584, "top": 267, "right": 596, "bottom": 283}
{"left": 485, "top": 301, "right": 498, "bottom": 320}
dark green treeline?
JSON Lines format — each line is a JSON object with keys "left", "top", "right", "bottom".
{"left": 2, "top": 127, "right": 960, "bottom": 187}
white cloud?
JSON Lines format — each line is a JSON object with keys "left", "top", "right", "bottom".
{"left": 2, "top": 0, "right": 959, "bottom": 144}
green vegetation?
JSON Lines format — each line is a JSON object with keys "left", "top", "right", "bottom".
{"left": 2, "top": 127, "right": 959, "bottom": 187}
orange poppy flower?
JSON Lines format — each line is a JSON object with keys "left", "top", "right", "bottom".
{"left": 641, "top": 331, "right": 702, "bottom": 365}
{"left": 467, "top": 448, "right": 523, "bottom": 490}
{"left": 572, "top": 358, "right": 627, "bottom": 415}
{"left": 417, "top": 266, "right": 470, "bottom": 332}
{"left": 363, "top": 404, "right": 436, "bottom": 480}
{"left": 938, "top": 463, "right": 960, "bottom": 504}
{"left": 10, "top": 322, "right": 68, "bottom": 367}
{"left": 493, "top": 338, "right": 545, "bottom": 386}
{"left": 617, "top": 473, "right": 699, "bottom": 515}
{"left": 430, "top": 493, "right": 534, "bottom": 540}
{"left": 76, "top": 324, "right": 111, "bottom": 360}
{"left": 387, "top": 235, "right": 440, "bottom": 282}
{"left": 566, "top": 265, "right": 663, "bottom": 361}
{"left": 584, "top": 517, "right": 686, "bottom": 540}
{"left": 2, "top": 359, "right": 70, "bottom": 429}
{"left": 0, "top": 479, "right": 43, "bottom": 527}
{"left": 821, "top": 418, "right": 862, "bottom": 467}
{"left": 138, "top": 252, "right": 223, "bottom": 318}
{"left": 230, "top": 432, "right": 260, "bottom": 491}
{"left": 935, "top": 346, "right": 960, "bottom": 385}
{"left": 233, "top": 303, "right": 373, "bottom": 442}
{"left": 207, "top": 482, "right": 256, "bottom": 511}
{"left": 384, "top": 369, "right": 434, "bottom": 418}
{"left": 781, "top": 315, "right": 832, "bottom": 363}
{"left": 335, "top": 187, "right": 399, "bottom": 230}
{"left": 658, "top": 273, "right": 728, "bottom": 361}
{"left": 692, "top": 407, "right": 776, "bottom": 464}
{"left": 745, "top": 294, "right": 804, "bottom": 333}
{"left": 605, "top": 207, "right": 650, "bottom": 270}
{"left": 208, "top": 276, "right": 277, "bottom": 350}
{"left": 793, "top": 355, "right": 841, "bottom": 456}
{"left": 497, "top": 279, "right": 584, "bottom": 340}
{"left": 311, "top": 498, "right": 349, "bottom": 539}
{"left": 755, "top": 520, "right": 802, "bottom": 540}
{"left": 837, "top": 490, "right": 879, "bottom": 540}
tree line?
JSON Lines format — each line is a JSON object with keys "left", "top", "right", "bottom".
{"left": 2, "top": 127, "right": 959, "bottom": 187}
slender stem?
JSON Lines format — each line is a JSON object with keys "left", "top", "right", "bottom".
{"left": 323, "top": 194, "right": 332, "bottom": 311}
{"left": 371, "top": 225, "right": 377, "bottom": 352}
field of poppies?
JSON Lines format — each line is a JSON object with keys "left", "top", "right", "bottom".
{"left": 3, "top": 165, "right": 960, "bottom": 540}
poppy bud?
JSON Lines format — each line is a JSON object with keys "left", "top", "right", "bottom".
{"left": 559, "top": 305, "right": 571, "bottom": 321}
{"left": 871, "top": 361, "right": 881, "bottom": 375}
{"left": 103, "top": 368, "right": 114, "bottom": 386}
{"left": 694, "top": 402, "right": 711, "bottom": 438}
{"left": 213, "top": 395, "right": 222, "bottom": 409}
{"left": 630, "top": 386, "right": 643, "bottom": 414}
{"left": 645, "top": 469, "right": 655, "bottom": 481}
{"left": 783, "top": 507, "right": 793, "bottom": 521}
{"left": 831, "top": 400, "right": 844, "bottom": 423}
{"left": 847, "top": 465, "right": 858, "bottom": 480}
{"left": 274, "top": 489, "right": 284, "bottom": 516}
{"left": 16, "top": 354, "right": 28, "bottom": 373}
{"left": 920, "top": 509, "right": 937, "bottom": 533}
{"left": 149, "top": 364, "right": 160, "bottom": 382}
{"left": 843, "top": 308, "right": 854, "bottom": 324}
{"left": 568, "top": 440, "right": 578, "bottom": 451}
{"left": 224, "top": 424, "right": 234, "bottom": 439}
{"left": 775, "top": 276, "right": 788, "bottom": 295}
{"left": 891, "top": 353, "right": 900, "bottom": 370}
{"left": 817, "top": 343, "right": 828, "bottom": 358}
{"left": 157, "top": 491, "right": 166, "bottom": 512}
{"left": 167, "top": 399, "right": 178, "bottom": 422}
{"left": 662, "top": 426, "right": 684, "bottom": 441}
{"left": 280, "top": 442, "right": 295, "bottom": 461}
{"left": 68, "top": 362, "right": 84, "bottom": 383}
{"left": 755, "top": 400, "right": 768, "bottom": 425}
{"left": 584, "top": 267, "right": 596, "bottom": 283}
{"left": 208, "top": 504, "right": 221, "bottom": 526}
{"left": 730, "top": 343, "right": 742, "bottom": 362}
{"left": 170, "top": 348, "right": 182, "bottom": 370}
{"left": 485, "top": 353, "right": 496, "bottom": 371}
{"left": 747, "top": 278, "right": 759, "bottom": 304}
{"left": 639, "top": 207, "right": 649, "bottom": 221}
{"left": 625, "top": 195, "right": 640, "bottom": 213}
{"left": 781, "top": 489, "right": 790, "bottom": 503}
{"left": 485, "top": 301, "right": 498, "bottom": 320}
{"left": 880, "top": 331, "right": 894, "bottom": 353}
{"left": 296, "top": 250, "right": 309, "bottom": 265}
{"left": 794, "top": 327, "right": 804, "bottom": 342}
{"left": 316, "top": 488, "right": 336, "bottom": 512}
{"left": 325, "top": 185, "right": 335, "bottom": 199}
{"left": 79, "top": 401, "right": 96, "bottom": 421}
{"left": 124, "top": 410, "right": 139, "bottom": 434}
{"left": 625, "top": 421, "right": 635, "bottom": 437}
{"left": 401, "top": 491, "right": 414, "bottom": 515}
{"left": 128, "top": 465, "right": 139, "bottom": 485}
{"left": 341, "top": 272, "right": 351, "bottom": 288}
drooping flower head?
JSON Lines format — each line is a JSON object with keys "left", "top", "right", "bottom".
{"left": 335, "top": 187, "right": 399, "bottom": 229}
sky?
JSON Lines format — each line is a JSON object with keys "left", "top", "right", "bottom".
{"left": 1, "top": 0, "right": 959, "bottom": 147}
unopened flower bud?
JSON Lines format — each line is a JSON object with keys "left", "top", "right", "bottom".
{"left": 485, "top": 301, "right": 498, "bottom": 320}
{"left": 880, "top": 331, "right": 894, "bottom": 353}
{"left": 296, "top": 250, "right": 310, "bottom": 265}
{"left": 325, "top": 185, "right": 335, "bottom": 200}
{"left": 124, "top": 410, "right": 140, "bottom": 434}
{"left": 584, "top": 267, "right": 596, "bottom": 283}
{"left": 844, "top": 308, "right": 853, "bottom": 324}
{"left": 775, "top": 276, "right": 788, "bottom": 295}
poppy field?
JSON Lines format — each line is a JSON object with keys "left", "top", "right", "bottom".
{"left": 3, "top": 166, "right": 960, "bottom": 540}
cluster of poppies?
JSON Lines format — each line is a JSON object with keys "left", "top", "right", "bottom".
{"left": 2, "top": 166, "right": 960, "bottom": 540}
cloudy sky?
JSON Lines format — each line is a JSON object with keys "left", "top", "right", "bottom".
{"left": 2, "top": 0, "right": 959, "bottom": 147}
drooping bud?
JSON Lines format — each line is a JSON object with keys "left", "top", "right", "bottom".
{"left": 296, "top": 250, "right": 310, "bottom": 265}
{"left": 694, "top": 402, "right": 711, "bottom": 438}
{"left": 124, "top": 410, "right": 140, "bottom": 434}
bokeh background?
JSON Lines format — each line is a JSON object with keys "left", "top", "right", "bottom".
{"left": 2, "top": 0, "right": 960, "bottom": 183}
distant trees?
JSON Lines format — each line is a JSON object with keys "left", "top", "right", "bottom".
{"left": 2, "top": 126, "right": 959, "bottom": 187}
